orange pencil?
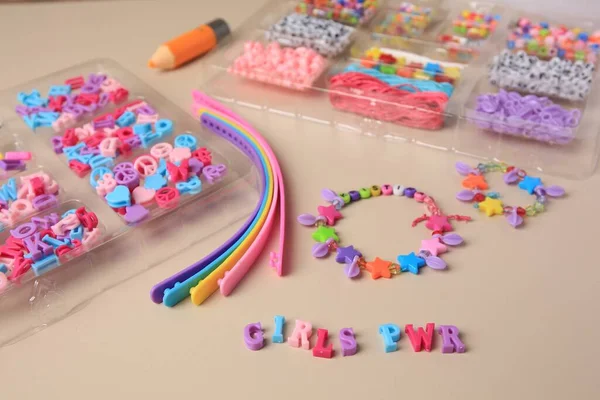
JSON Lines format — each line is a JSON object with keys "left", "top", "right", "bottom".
{"left": 148, "top": 18, "right": 230, "bottom": 70}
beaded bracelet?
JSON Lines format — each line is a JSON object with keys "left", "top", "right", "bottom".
{"left": 298, "top": 185, "right": 471, "bottom": 279}
{"left": 455, "top": 161, "right": 566, "bottom": 228}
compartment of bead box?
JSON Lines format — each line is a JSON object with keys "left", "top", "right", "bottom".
{"left": 0, "top": 59, "right": 260, "bottom": 347}
{"left": 256, "top": 0, "right": 359, "bottom": 57}
{"left": 0, "top": 200, "right": 108, "bottom": 295}
{"left": 455, "top": 69, "right": 600, "bottom": 178}
{"left": 434, "top": 1, "right": 508, "bottom": 50}
{"left": 321, "top": 35, "right": 468, "bottom": 136}
{"left": 0, "top": 168, "right": 63, "bottom": 231}
{"left": 294, "top": 0, "right": 382, "bottom": 27}
{"left": 369, "top": 0, "right": 450, "bottom": 40}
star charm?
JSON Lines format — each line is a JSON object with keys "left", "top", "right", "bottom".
{"left": 518, "top": 176, "right": 542, "bottom": 195}
{"left": 312, "top": 226, "right": 339, "bottom": 243}
{"left": 335, "top": 245, "right": 362, "bottom": 264}
{"left": 365, "top": 257, "right": 393, "bottom": 279}
{"left": 397, "top": 252, "right": 425, "bottom": 275}
{"left": 478, "top": 197, "right": 504, "bottom": 217}
{"left": 420, "top": 237, "right": 448, "bottom": 256}
{"left": 425, "top": 215, "right": 453, "bottom": 232}
{"left": 462, "top": 174, "right": 488, "bottom": 190}
{"left": 317, "top": 204, "right": 343, "bottom": 225}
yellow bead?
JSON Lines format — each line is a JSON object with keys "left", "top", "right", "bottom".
{"left": 395, "top": 57, "right": 406, "bottom": 67}
{"left": 444, "top": 67, "right": 461, "bottom": 80}
{"left": 413, "top": 70, "right": 430, "bottom": 80}
{"left": 365, "top": 47, "right": 381, "bottom": 59}
{"left": 572, "top": 28, "right": 582, "bottom": 36}
{"left": 0, "top": 153, "right": 3, "bottom": 160}
{"left": 370, "top": 185, "right": 382, "bottom": 197}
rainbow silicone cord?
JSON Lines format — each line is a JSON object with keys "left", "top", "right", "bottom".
{"left": 152, "top": 92, "right": 285, "bottom": 307}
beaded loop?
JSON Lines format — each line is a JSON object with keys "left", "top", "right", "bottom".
{"left": 298, "top": 184, "right": 471, "bottom": 280}
{"left": 455, "top": 161, "right": 566, "bottom": 228}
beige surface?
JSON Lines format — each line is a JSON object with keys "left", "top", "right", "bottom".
{"left": 0, "top": 1, "right": 599, "bottom": 399}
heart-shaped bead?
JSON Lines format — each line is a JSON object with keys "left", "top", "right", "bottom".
{"left": 124, "top": 204, "right": 149, "bottom": 224}
{"left": 144, "top": 174, "right": 167, "bottom": 190}
{"left": 132, "top": 186, "right": 156, "bottom": 205}
{"left": 105, "top": 185, "right": 131, "bottom": 208}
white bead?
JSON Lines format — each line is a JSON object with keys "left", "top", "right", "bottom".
{"left": 393, "top": 185, "right": 405, "bottom": 196}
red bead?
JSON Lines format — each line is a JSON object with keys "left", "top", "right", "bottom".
{"left": 76, "top": 93, "right": 99, "bottom": 106}
{"left": 434, "top": 75, "right": 454, "bottom": 84}
{"left": 48, "top": 95, "right": 67, "bottom": 112}
{"left": 84, "top": 131, "right": 106, "bottom": 148}
{"left": 38, "top": 229, "right": 55, "bottom": 239}
{"left": 517, "top": 207, "right": 526, "bottom": 216}
{"left": 506, "top": 166, "right": 515, "bottom": 172}
{"left": 117, "top": 141, "right": 131, "bottom": 156}
{"left": 116, "top": 127, "right": 134, "bottom": 142}
{"left": 55, "top": 245, "right": 73, "bottom": 257}
{"left": 379, "top": 53, "right": 396, "bottom": 64}
{"left": 75, "top": 207, "right": 98, "bottom": 229}
{"left": 62, "top": 129, "right": 79, "bottom": 147}
{"left": 110, "top": 88, "right": 129, "bottom": 104}
{"left": 408, "top": 62, "right": 424, "bottom": 69}
{"left": 65, "top": 76, "right": 85, "bottom": 90}
{"left": 192, "top": 147, "right": 212, "bottom": 165}
{"left": 8, "top": 257, "right": 32, "bottom": 282}
{"left": 166, "top": 159, "right": 189, "bottom": 183}
{"left": 474, "top": 193, "right": 486, "bottom": 202}
{"left": 28, "top": 177, "right": 45, "bottom": 197}
{"left": 68, "top": 160, "right": 91, "bottom": 177}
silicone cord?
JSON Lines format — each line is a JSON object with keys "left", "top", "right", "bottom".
{"left": 150, "top": 92, "right": 285, "bottom": 307}
{"left": 148, "top": 116, "right": 268, "bottom": 304}
{"left": 161, "top": 116, "right": 274, "bottom": 307}
{"left": 192, "top": 91, "right": 285, "bottom": 280}
{"left": 192, "top": 94, "right": 285, "bottom": 299}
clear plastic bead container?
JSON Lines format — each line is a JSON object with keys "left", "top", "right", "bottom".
{"left": 0, "top": 59, "right": 259, "bottom": 347}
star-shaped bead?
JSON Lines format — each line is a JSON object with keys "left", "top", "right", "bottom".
{"left": 312, "top": 226, "right": 339, "bottom": 243}
{"left": 425, "top": 215, "right": 453, "bottom": 232}
{"left": 478, "top": 197, "right": 504, "bottom": 217}
{"left": 397, "top": 252, "right": 425, "bottom": 275}
{"left": 335, "top": 245, "right": 362, "bottom": 264}
{"left": 420, "top": 237, "right": 448, "bottom": 256}
{"left": 365, "top": 257, "right": 393, "bottom": 279}
{"left": 317, "top": 204, "right": 343, "bottom": 225}
{"left": 462, "top": 174, "right": 488, "bottom": 190}
{"left": 518, "top": 176, "right": 542, "bottom": 195}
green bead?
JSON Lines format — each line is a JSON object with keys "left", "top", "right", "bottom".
{"left": 527, "top": 41, "right": 539, "bottom": 51}
{"left": 538, "top": 46, "right": 549, "bottom": 57}
{"left": 380, "top": 65, "right": 397, "bottom": 74}
{"left": 534, "top": 202, "right": 545, "bottom": 213}
{"left": 575, "top": 50, "right": 585, "bottom": 61}
{"left": 526, "top": 206, "right": 536, "bottom": 216}
{"left": 359, "top": 187, "right": 372, "bottom": 199}
{"left": 539, "top": 28, "right": 549, "bottom": 37}
{"left": 340, "top": 192, "right": 351, "bottom": 204}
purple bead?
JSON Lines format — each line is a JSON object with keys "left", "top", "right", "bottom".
{"left": 87, "top": 73, "right": 107, "bottom": 85}
{"left": 136, "top": 105, "right": 156, "bottom": 115}
{"left": 93, "top": 116, "right": 115, "bottom": 130}
{"left": 125, "top": 135, "right": 142, "bottom": 149}
{"left": 51, "top": 136, "right": 64, "bottom": 154}
{"left": 114, "top": 168, "right": 140, "bottom": 190}
{"left": 80, "top": 146, "right": 100, "bottom": 156}
{"left": 404, "top": 187, "right": 416, "bottom": 198}
{"left": 33, "top": 194, "right": 58, "bottom": 211}
{"left": 15, "top": 105, "right": 29, "bottom": 116}
{"left": 81, "top": 83, "right": 100, "bottom": 94}
{"left": 349, "top": 190, "right": 360, "bottom": 201}
{"left": 439, "top": 325, "right": 466, "bottom": 353}
{"left": 113, "top": 162, "right": 135, "bottom": 173}
{"left": 0, "top": 160, "right": 25, "bottom": 171}
{"left": 339, "top": 328, "right": 357, "bottom": 356}
{"left": 98, "top": 92, "right": 110, "bottom": 108}
{"left": 188, "top": 157, "right": 204, "bottom": 176}
{"left": 243, "top": 322, "right": 264, "bottom": 351}
{"left": 10, "top": 222, "right": 37, "bottom": 239}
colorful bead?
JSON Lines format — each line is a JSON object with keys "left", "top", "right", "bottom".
{"left": 404, "top": 187, "right": 416, "bottom": 198}
{"left": 370, "top": 185, "right": 382, "bottom": 197}
{"left": 349, "top": 190, "right": 360, "bottom": 201}
{"left": 393, "top": 184, "right": 405, "bottom": 196}
{"left": 381, "top": 184, "right": 393, "bottom": 195}
{"left": 359, "top": 187, "right": 371, "bottom": 199}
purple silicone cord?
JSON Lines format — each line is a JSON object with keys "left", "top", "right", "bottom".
{"left": 149, "top": 116, "right": 266, "bottom": 304}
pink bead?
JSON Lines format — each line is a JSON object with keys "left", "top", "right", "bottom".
{"left": 51, "top": 214, "right": 80, "bottom": 236}
{"left": 0, "top": 209, "right": 15, "bottom": 226}
{"left": 530, "top": 28, "right": 539, "bottom": 37}
{"left": 518, "top": 18, "right": 530, "bottom": 28}
{"left": 414, "top": 192, "right": 426, "bottom": 202}
{"left": 515, "top": 39, "right": 525, "bottom": 49}
{"left": 574, "top": 40, "right": 586, "bottom": 51}
{"left": 96, "top": 174, "right": 117, "bottom": 196}
{"left": 0, "top": 272, "right": 7, "bottom": 291}
{"left": 150, "top": 142, "right": 173, "bottom": 159}
{"left": 137, "top": 113, "right": 158, "bottom": 125}
{"left": 168, "top": 147, "right": 191, "bottom": 163}
{"left": 544, "top": 36, "right": 555, "bottom": 46}
{"left": 82, "top": 228, "right": 102, "bottom": 247}
{"left": 4, "top": 152, "right": 31, "bottom": 161}
{"left": 9, "top": 199, "right": 34, "bottom": 219}
{"left": 381, "top": 184, "right": 393, "bottom": 195}
{"left": 587, "top": 53, "right": 597, "bottom": 63}
{"left": 288, "top": 320, "right": 313, "bottom": 350}
{"left": 99, "top": 137, "right": 119, "bottom": 158}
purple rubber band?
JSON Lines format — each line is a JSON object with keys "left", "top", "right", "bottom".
{"left": 149, "top": 117, "right": 264, "bottom": 303}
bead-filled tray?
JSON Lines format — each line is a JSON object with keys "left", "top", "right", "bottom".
{"left": 0, "top": 59, "right": 259, "bottom": 347}
{"left": 202, "top": 0, "right": 600, "bottom": 178}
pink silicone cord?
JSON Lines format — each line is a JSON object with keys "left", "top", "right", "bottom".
{"left": 193, "top": 92, "right": 286, "bottom": 292}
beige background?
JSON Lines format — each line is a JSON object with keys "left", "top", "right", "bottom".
{"left": 0, "top": 1, "right": 599, "bottom": 399}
